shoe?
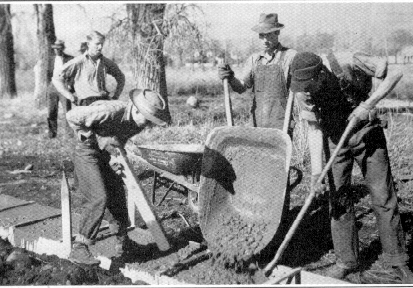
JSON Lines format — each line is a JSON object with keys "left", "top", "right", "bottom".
{"left": 325, "top": 264, "right": 357, "bottom": 279}
{"left": 48, "top": 130, "right": 57, "bottom": 139}
{"left": 114, "top": 235, "right": 134, "bottom": 257}
{"left": 68, "top": 242, "right": 100, "bottom": 265}
{"left": 395, "top": 265, "right": 413, "bottom": 284}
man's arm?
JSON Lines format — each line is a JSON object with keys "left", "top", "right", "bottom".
{"left": 52, "top": 59, "right": 78, "bottom": 103}
{"left": 218, "top": 55, "right": 255, "bottom": 94}
{"left": 105, "top": 59, "right": 125, "bottom": 100}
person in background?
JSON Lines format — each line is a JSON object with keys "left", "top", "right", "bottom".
{"left": 47, "top": 40, "right": 74, "bottom": 138}
{"left": 218, "top": 13, "right": 296, "bottom": 132}
{"left": 53, "top": 30, "right": 125, "bottom": 107}
{"left": 290, "top": 51, "right": 413, "bottom": 284}
{"left": 66, "top": 89, "right": 170, "bottom": 265}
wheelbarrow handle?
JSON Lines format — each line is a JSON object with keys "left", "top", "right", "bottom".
{"left": 223, "top": 78, "right": 234, "bottom": 127}
{"left": 264, "top": 116, "right": 358, "bottom": 277}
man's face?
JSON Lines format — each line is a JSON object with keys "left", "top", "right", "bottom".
{"left": 87, "top": 38, "right": 105, "bottom": 57}
{"left": 259, "top": 31, "right": 280, "bottom": 51}
{"left": 131, "top": 106, "right": 149, "bottom": 128}
{"left": 54, "top": 48, "right": 63, "bottom": 56}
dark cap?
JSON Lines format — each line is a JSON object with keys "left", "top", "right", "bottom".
{"left": 290, "top": 52, "right": 323, "bottom": 93}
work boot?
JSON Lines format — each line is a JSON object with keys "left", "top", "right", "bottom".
{"left": 68, "top": 242, "right": 100, "bottom": 265}
{"left": 325, "top": 264, "right": 357, "bottom": 280}
{"left": 394, "top": 265, "right": 413, "bottom": 284}
{"left": 114, "top": 235, "right": 134, "bottom": 258}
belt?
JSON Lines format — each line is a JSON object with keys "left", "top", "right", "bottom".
{"left": 77, "top": 96, "right": 109, "bottom": 106}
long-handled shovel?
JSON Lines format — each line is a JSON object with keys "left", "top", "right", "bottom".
{"left": 264, "top": 69, "right": 403, "bottom": 277}
{"left": 223, "top": 78, "right": 234, "bottom": 127}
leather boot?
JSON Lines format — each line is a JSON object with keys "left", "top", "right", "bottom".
{"left": 325, "top": 264, "right": 358, "bottom": 280}
{"left": 394, "top": 265, "right": 413, "bottom": 284}
{"left": 68, "top": 242, "right": 100, "bottom": 265}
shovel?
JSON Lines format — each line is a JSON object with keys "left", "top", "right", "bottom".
{"left": 264, "top": 69, "right": 404, "bottom": 276}
{"left": 223, "top": 78, "right": 234, "bottom": 127}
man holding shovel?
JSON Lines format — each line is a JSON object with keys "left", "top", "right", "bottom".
{"left": 65, "top": 89, "right": 170, "bottom": 265}
{"left": 217, "top": 13, "right": 296, "bottom": 132}
{"left": 290, "top": 51, "right": 413, "bottom": 283}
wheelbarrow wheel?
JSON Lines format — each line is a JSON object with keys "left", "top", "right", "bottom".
{"left": 187, "top": 189, "right": 199, "bottom": 214}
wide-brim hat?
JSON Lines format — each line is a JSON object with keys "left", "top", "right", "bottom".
{"left": 251, "top": 13, "right": 284, "bottom": 34}
{"left": 290, "top": 52, "right": 323, "bottom": 93}
{"left": 51, "top": 39, "right": 65, "bottom": 49}
{"left": 129, "top": 89, "right": 171, "bottom": 126}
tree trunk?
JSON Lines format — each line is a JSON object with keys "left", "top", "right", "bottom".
{"left": 33, "top": 4, "right": 56, "bottom": 108}
{"left": 126, "top": 4, "right": 169, "bottom": 111}
{"left": 0, "top": 4, "right": 16, "bottom": 99}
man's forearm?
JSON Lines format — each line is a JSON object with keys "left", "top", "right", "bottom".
{"left": 228, "top": 77, "right": 248, "bottom": 94}
{"left": 52, "top": 78, "right": 75, "bottom": 102}
{"left": 112, "top": 74, "right": 125, "bottom": 100}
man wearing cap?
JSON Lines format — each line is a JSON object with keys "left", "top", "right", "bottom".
{"left": 65, "top": 89, "right": 170, "bottom": 265}
{"left": 218, "top": 13, "right": 296, "bottom": 131}
{"left": 53, "top": 30, "right": 125, "bottom": 107}
{"left": 47, "top": 40, "right": 74, "bottom": 138}
{"left": 289, "top": 51, "right": 413, "bottom": 283}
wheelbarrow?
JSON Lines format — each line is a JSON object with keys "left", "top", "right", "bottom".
{"left": 130, "top": 125, "right": 292, "bottom": 263}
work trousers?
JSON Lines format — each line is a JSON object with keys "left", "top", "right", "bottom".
{"left": 74, "top": 142, "right": 129, "bottom": 242}
{"left": 47, "top": 83, "right": 72, "bottom": 136}
{"left": 328, "top": 124, "right": 408, "bottom": 269}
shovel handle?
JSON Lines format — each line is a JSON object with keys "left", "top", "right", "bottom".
{"left": 264, "top": 117, "right": 358, "bottom": 277}
{"left": 223, "top": 78, "right": 234, "bottom": 127}
{"left": 283, "top": 92, "right": 295, "bottom": 135}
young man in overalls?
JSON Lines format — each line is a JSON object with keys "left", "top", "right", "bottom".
{"left": 218, "top": 13, "right": 297, "bottom": 131}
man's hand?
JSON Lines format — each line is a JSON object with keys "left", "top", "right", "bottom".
{"left": 218, "top": 64, "right": 234, "bottom": 80}
{"left": 347, "top": 101, "right": 377, "bottom": 124}
{"left": 109, "top": 156, "right": 123, "bottom": 175}
{"left": 311, "top": 173, "right": 326, "bottom": 194}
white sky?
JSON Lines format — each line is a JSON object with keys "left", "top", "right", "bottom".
{"left": 10, "top": 2, "right": 413, "bottom": 55}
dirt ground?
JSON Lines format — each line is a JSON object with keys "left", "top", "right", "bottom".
{"left": 1, "top": 103, "right": 413, "bottom": 285}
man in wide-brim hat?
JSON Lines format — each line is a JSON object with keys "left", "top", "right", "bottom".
{"left": 218, "top": 13, "right": 296, "bottom": 132}
{"left": 46, "top": 39, "right": 74, "bottom": 138}
{"left": 65, "top": 89, "right": 171, "bottom": 265}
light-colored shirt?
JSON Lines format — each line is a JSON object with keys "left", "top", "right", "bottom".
{"left": 53, "top": 56, "right": 64, "bottom": 78}
{"left": 57, "top": 53, "right": 125, "bottom": 99}
{"left": 66, "top": 100, "right": 140, "bottom": 151}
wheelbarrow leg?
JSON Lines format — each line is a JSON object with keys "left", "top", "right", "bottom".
{"left": 157, "top": 181, "right": 175, "bottom": 207}
{"left": 152, "top": 171, "right": 158, "bottom": 205}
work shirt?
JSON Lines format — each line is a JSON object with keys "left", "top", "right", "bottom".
{"left": 57, "top": 53, "right": 125, "bottom": 100}
{"left": 66, "top": 100, "right": 141, "bottom": 152}
{"left": 296, "top": 52, "right": 388, "bottom": 137}
{"left": 232, "top": 43, "right": 297, "bottom": 93}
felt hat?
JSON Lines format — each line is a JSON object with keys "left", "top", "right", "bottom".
{"left": 129, "top": 89, "right": 170, "bottom": 126}
{"left": 290, "top": 52, "right": 323, "bottom": 93}
{"left": 251, "top": 13, "right": 284, "bottom": 34}
{"left": 51, "top": 40, "right": 65, "bottom": 49}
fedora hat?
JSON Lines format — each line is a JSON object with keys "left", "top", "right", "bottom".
{"left": 51, "top": 39, "right": 65, "bottom": 49}
{"left": 129, "top": 89, "right": 171, "bottom": 126}
{"left": 251, "top": 13, "right": 284, "bottom": 34}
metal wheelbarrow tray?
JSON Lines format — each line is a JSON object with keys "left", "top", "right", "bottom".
{"left": 136, "top": 143, "right": 204, "bottom": 212}
{"left": 198, "top": 126, "right": 292, "bottom": 263}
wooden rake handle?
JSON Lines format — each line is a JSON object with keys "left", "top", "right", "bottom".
{"left": 223, "top": 78, "right": 234, "bottom": 127}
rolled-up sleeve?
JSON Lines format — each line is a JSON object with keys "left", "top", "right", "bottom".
{"left": 353, "top": 52, "right": 388, "bottom": 79}
{"left": 55, "top": 58, "right": 79, "bottom": 83}
{"left": 295, "top": 92, "right": 318, "bottom": 122}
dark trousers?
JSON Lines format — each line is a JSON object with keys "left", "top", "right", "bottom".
{"left": 74, "top": 142, "right": 129, "bottom": 241}
{"left": 47, "top": 84, "right": 72, "bottom": 136}
{"left": 328, "top": 124, "right": 408, "bottom": 268}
